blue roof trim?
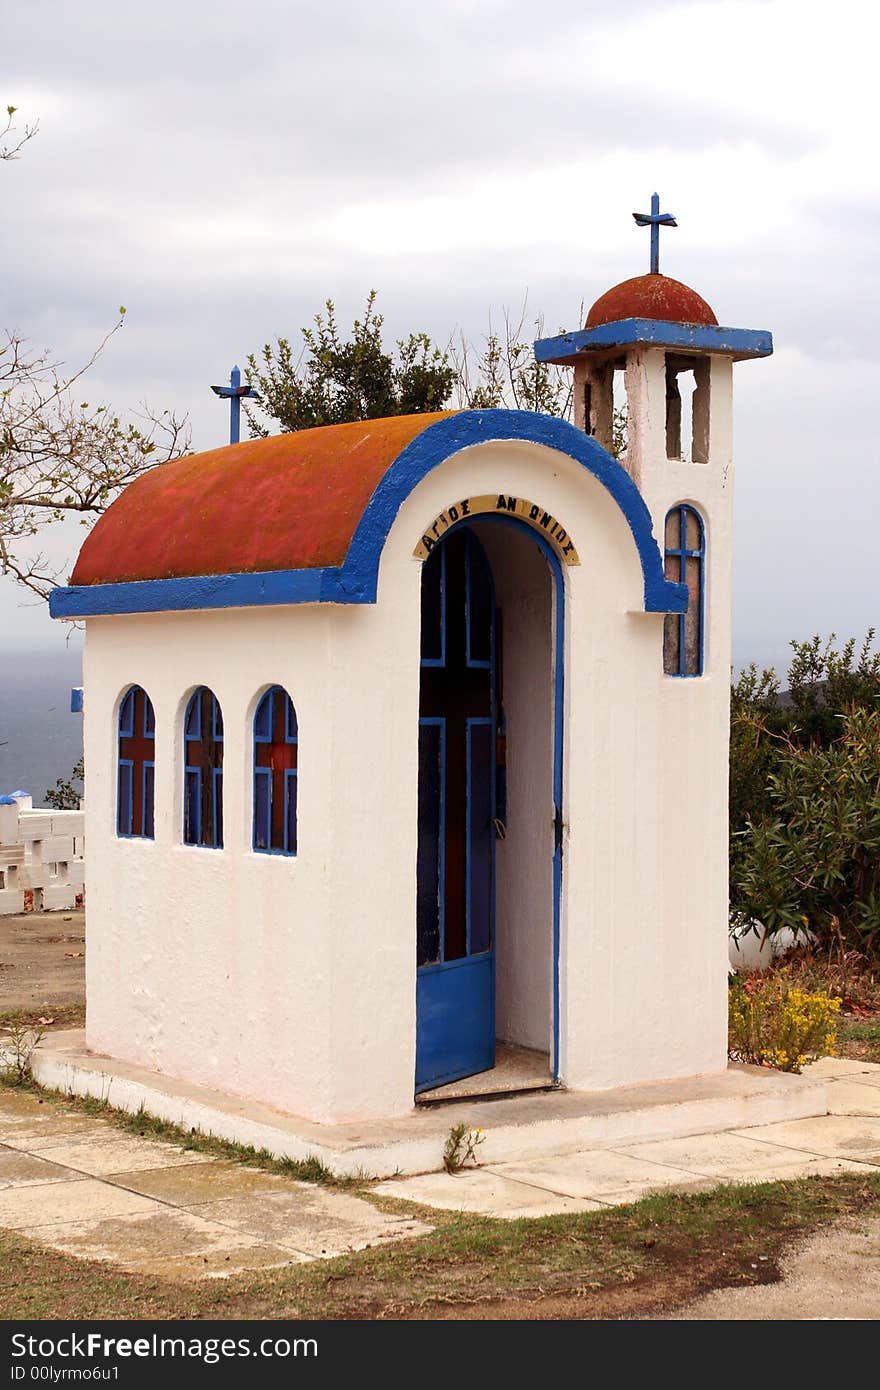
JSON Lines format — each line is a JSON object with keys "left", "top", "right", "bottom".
{"left": 534, "top": 318, "right": 773, "bottom": 363}
{"left": 50, "top": 568, "right": 334, "bottom": 618}
{"left": 49, "top": 409, "right": 686, "bottom": 619}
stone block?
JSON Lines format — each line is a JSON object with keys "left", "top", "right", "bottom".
{"left": 41, "top": 884, "right": 77, "bottom": 911}
{"left": 18, "top": 864, "right": 48, "bottom": 890}
{"left": 17, "top": 815, "right": 54, "bottom": 842}
{"left": 0, "top": 803, "right": 19, "bottom": 846}
{"left": 66, "top": 861, "right": 86, "bottom": 888}
{"left": 50, "top": 811, "right": 84, "bottom": 838}
{"left": 37, "top": 836, "right": 76, "bottom": 863}
{"left": 0, "top": 846, "right": 24, "bottom": 868}
{"left": 0, "top": 887, "right": 24, "bottom": 915}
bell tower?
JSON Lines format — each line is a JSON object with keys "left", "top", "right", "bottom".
{"left": 534, "top": 194, "right": 772, "bottom": 677}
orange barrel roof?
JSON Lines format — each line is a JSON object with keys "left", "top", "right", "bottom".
{"left": 71, "top": 412, "right": 454, "bottom": 586}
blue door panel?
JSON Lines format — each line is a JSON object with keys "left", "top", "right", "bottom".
{"left": 416, "top": 954, "right": 494, "bottom": 1092}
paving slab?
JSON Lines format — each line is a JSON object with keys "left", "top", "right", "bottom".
{"left": 829, "top": 1070, "right": 880, "bottom": 1091}
{"left": 0, "top": 1090, "right": 56, "bottom": 1120}
{"left": 807, "top": 1057, "right": 880, "bottom": 1080}
{"left": 0, "top": 1147, "right": 87, "bottom": 1190}
{"left": 486, "top": 1150, "right": 709, "bottom": 1204}
{"left": 16, "top": 1206, "right": 308, "bottom": 1280}
{"left": 374, "top": 1169, "right": 606, "bottom": 1218}
{"left": 0, "top": 1116, "right": 123, "bottom": 1148}
{"left": 187, "top": 1187, "right": 431, "bottom": 1258}
{"left": 0, "top": 1091, "right": 435, "bottom": 1275}
{"left": 19, "top": 1132, "right": 208, "bottom": 1177}
{"left": 614, "top": 1131, "right": 873, "bottom": 1183}
{"left": 0, "top": 1177, "right": 158, "bottom": 1228}
{"left": 107, "top": 1160, "right": 291, "bottom": 1205}
{"left": 735, "top": 1114, "right": 880, "bottom": 1162}
{"left": 826, "top": 1081, "right": 880, "bottom": 1118}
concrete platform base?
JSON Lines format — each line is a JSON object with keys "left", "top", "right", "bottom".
{"left": 31, "top": 1031, "right": 828, "bottom": 1179}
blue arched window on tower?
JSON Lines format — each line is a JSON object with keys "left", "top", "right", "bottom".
{"left": 663, "top": 504, "right": 705, "bottom": 677}
{"left": 183, "top": 687, "right": 224, "bottom": 848}
{"left": 253, "top": 686, "right": 298, "bottom": 855}
{"left": 117, "top": 686, "right": 155, "bottom": 838}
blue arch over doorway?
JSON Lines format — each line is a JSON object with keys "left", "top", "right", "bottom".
{"left": 345, "top": 410, "right": 685, "bottom": 611}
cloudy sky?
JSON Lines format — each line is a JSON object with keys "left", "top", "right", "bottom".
{"left": 3, "top": 0, "right": 877, "bottom": 673}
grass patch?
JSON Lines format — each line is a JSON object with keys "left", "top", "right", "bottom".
{"left": 0, "top": 1074, "right": 354, "bottom": 1189}
{"left": 839, "top": 1019, "right": 880, "bottom": 1042}
{"left": 0, "top": 1171, "right": 878, "bottom": 1320}
{"left": 837, "top": 1016, "right": 880, "bottom": 1064}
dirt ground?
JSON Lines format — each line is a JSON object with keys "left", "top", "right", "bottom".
{"left": 0, "top": 908, "right": 85, "bottom": 1018}
{"left": 658, "top": 1214, "right": 880, "bottom": 1320}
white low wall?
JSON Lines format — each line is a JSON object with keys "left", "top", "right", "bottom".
{"left": 0, "top": 793, "right": 85, "bottom": 915}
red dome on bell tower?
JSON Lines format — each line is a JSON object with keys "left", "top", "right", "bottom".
{"left": 586, "top": 273, "right": 718, "bottom": 329}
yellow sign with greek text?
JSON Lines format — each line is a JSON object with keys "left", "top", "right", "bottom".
{"left": 413, "top": 495, "right": 580, "bottom": 565}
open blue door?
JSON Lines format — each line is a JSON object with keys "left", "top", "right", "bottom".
{"left": 416, "top": 528, "right": 496, "bottom": 1093}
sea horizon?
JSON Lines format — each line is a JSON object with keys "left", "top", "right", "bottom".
{"left": 0, "top": 648, "right": 84, "bottom": 808}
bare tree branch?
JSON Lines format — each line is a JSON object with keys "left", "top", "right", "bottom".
{"left": 1, "top": 105, "right": 38, "bottom": 161}
{"left": 450, "top": 296, "right": 583, "bottom": 423}
{"left": 0, "top": 324, "right": 191, "bottom": 599}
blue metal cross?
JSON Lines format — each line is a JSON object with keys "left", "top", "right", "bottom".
{"left": 211, "top": 364, "right": 261, "bottom": 445}
{"left": 632, "top": 192, "right": 677, "bottom": 274}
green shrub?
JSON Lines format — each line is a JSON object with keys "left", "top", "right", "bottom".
{"left": 733, "top": 706, "right": 880, "bottom": 953}
{"left": 728, "top": 973, "right": 840, "bottom": 1072}
{"left": 730, "top": 632, "right": 880, "bottom": 955}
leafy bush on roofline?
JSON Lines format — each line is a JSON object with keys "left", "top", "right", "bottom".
{"left": 244, "top": 291, "right": 580, "bottom": 435}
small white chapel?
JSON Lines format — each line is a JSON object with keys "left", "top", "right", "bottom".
{"left": 50, "top": 203, "right": 774, "bottom": 1128}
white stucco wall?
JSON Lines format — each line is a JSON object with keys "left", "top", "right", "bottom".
{"left": 81, "top": 378, "right": 734, "bottom": 1124}
{"left": 83, "top": 605, "right": 336, "bottom": 1121}
{"left": 561, "top": 348, "right": 733, "bottom": 1091}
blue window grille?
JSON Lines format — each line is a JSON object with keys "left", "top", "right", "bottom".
{"left": 117, "top": 686, "right": 155, "bottom": 839}
{"left": 183, "top": 687, "right": 224, "bottom": 848}
{"left": 663, "top": 505, "right": 705, "bottom": 676}
{"left": 253, "top": 686, "right": 298, "bottom": 855}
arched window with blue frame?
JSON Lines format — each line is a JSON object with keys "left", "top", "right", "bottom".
{"left": 663, "top": 504, "right": 705, "bottom": 677}
{"left": 183, "top": 687, "right": 224, "bottom": 848}
{"left": 253, "top": 686, "right": 298, "bottom": 856}
{"left": 117, "top": 686, "right": 155, "bottom": 839}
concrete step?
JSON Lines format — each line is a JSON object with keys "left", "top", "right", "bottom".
{"left": 31, "top": 1030, "right": 827, "bottom": 1179}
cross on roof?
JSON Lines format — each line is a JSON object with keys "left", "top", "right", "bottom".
{"left": 211, "top": 364, "right": 261, "bottom": 445}
{"left": 632, "top": 192, "right": 677, "bottom": 275}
